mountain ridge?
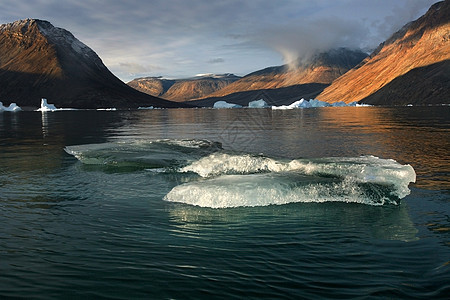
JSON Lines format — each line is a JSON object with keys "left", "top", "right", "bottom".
{"left": 198, "top": 48, "right": 368, "bottom": 100}
{"left": 317, "top": 0, "right": 450, "bottom": 104}
{"left": 127, "top": 74, "right": 241, "bottom": 102}
{"left": 0, "top": 19, "right": 187, "bottom": 108}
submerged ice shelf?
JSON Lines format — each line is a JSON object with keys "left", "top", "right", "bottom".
{"left": 65, "top": 139, "right": 416, "bottom": 208}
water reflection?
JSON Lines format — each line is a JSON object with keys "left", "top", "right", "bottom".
{"left": 166, "top": 202, "right": 418, "bottom": 242}
{"left": 41, "top": 111, "right": 50, "bottom": 138}
{"left": 113, "top": 107, "right": 449, "bottom": 189}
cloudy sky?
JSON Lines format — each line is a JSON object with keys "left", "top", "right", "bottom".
{"left": 0, "top": 0, "right": 436, "bottom": 82}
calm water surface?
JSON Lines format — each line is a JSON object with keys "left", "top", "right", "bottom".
{"left": 0, "top": 107, "right": 449, "bottom": 299}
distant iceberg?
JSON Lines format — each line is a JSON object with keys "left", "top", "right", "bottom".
{"left": 0, "top": 101, "right": 22, "bottom": 112}
{"left": 248, "top": 99, "right": 269, "bottom": 108}
{"left": 138, "top": 106, "right": 154, "bottom": 110}
{"left": 271, "top": 99, "right": 313, "bottom": 109}
{"left": 272, "top": 99, "right": 360, "bottom": 109}
{"left": 213, "top": 101, "right": 242, "bottom": 108}
{"left": 36, "top": 98, "right": 81, "bottom": 111}
{"left": 37, "top": 98, "right": 58, "bottom": 111}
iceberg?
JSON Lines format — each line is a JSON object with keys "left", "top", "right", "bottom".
{"left": 138, "top": 106, "right": 154, "bottom": 110}
{"left": 0, "top": 101, "right": 22, "bottom": 112}
{"left": 248, "top": 99, "right": 269, "bottom": 108}
{"left": 213, "top": 101, "right": 242, "bottom": 108}
{"left": 37, "top": 98, "right": 58, "bottom": 112}
{"left": 271, "top": 98, "right": 311, "bottom": 110}
{"left": 272, "top": 99, "right": 366, "bottom": 109}
{"left": 36, "top": 98, "right": 80, "bottom": 111}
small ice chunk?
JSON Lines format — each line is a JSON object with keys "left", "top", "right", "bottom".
{"left": 138, "top": 106, "right": 154, "bottom": 110}
{"left": 213, "top": 101, "right": 242, "bottom": 108}
{"left": 331, "top": 101, "right": 347, "bottom": 107}
{"left": 37, "top": 98, "right": 58, "bottom": 111}
{"left": 248, "top": 99, "right": 269, "bottom": 108}
{"left": 308, "top": 99, "right": 330, "bottom": 107}
{"left": 0, "top": 101, "right": 22, "bottom": 112}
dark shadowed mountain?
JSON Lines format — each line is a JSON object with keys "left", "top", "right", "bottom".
{"left": 317, "top": 1, "right": 450, "bottom": 105}
{"left": 0, "top": 19, "right": 188, "bottom": 109}
{"left": 127, "top": 74, "right": 241, "bottom": 102}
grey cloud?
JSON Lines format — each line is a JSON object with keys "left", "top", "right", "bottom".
{"left": 246, "top": 0, "right": 436, "bottom": 66}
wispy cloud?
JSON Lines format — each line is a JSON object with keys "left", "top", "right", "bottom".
{"left": 0, "top": 0, "right": 437, "bottom": 80}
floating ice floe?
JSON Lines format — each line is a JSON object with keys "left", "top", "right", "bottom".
{"left": 138, "top": 106, "right": 154, "bottom": 110}
{"left": 0, "top": 101, "right": 22, "bottom": 112}
{"left": 248, "top": 99, "right": 269, "bottom": 108}
{"left": 213, "top": 101, "right": 242, "bottom": 108}
{"left": 64, "top": 138, "right": 417, "bottom": 208}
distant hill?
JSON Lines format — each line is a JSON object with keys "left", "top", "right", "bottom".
{"left": 0, "top": 19, "right": 187, "bottom": 109}
{"left": 317, "top": 1, "right": 450, "bottom": 105}
{"left": 127, "top": 74, "right": 241, "bottom": 102}
{"left": 199, "top": 48, "right": 367, "bottom": 100}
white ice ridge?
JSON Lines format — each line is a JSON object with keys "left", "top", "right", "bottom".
{"left": 181, "top": 153, "right": 416, "bottom": 184}
{"left": 0, "top": 101, "right": 22, "bottom": 112}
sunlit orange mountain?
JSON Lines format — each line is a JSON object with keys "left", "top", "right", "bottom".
{"left": 200, "top": 48, "right": 367, "bottom": 100}
{"left": 317, "top": 0, "right": 450, "bottom": 105}
{"left": 0, "top": 19, "right": 187, "bottom": 108}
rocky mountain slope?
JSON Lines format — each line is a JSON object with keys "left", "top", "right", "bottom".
{"left": 199, "top": 48, "right": 367, "bottom": 100}
{"left": 127, "top": 74, "right": 240, "bottom": 102}
{"left": 0, "top": 19, "right": 186, "bottom": 109}
{"left": 317, "top": 0, "right": 450, "bottom": 105}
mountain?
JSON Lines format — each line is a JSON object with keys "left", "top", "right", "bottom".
{"left": 0, "top": 19, "right": 187, "bottom": 109}
{"left": 317, "top": 1, "right": 450, "bottom": 105}
{"left": 199, "top": 48, "right": 368, "bottom": 100}
{"left": 127, "top": 74, "right": 241, "bottom": 102}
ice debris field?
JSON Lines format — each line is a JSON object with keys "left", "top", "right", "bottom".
{"left": 214, "top": 99, "right": 368, "bottom": 109}
{"left": 1, "top": 98, "right": 369, "bottom": 112}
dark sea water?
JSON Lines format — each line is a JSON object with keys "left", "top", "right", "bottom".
{"left": 0, "top": 107, "right": 449, "bottom": 299}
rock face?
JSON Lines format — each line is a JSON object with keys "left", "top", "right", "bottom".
{"left": 200, "top": 48, "right": 367, "bottom": 99}
{"left": 127, "top": 74, "right": 241, "bottom": 102}
{"left": 0, "top": 19, "right": 186, "bottom": 108}
{"left": 317, "top": 1, "right": 450, "bottom": 104}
